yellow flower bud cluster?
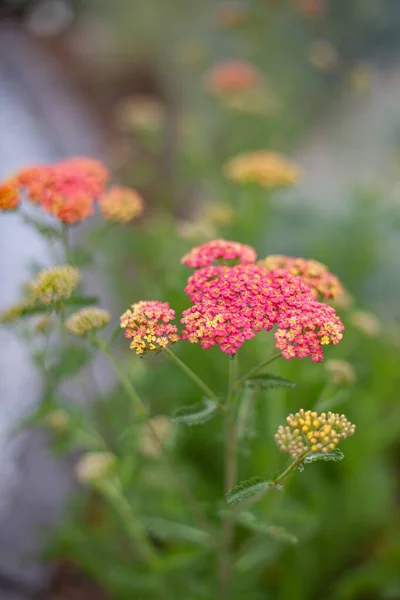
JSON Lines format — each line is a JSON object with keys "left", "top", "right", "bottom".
{"left": 224, "top": 150, "right": 301, "bottom": 189}
{"left": 275, "top": 409, "right": 356, "bottom": 460}
{"left": 28, "top": 265, "right": 80, "bottom": 306}
{"left": 66, "top": 307, "right": 111, "bottom": 336}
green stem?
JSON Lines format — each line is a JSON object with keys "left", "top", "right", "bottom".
{"left": 100, "top": 479, "right": 161, "bottom": 568}
{"left": 219, "top": 355, "right": 239, "bottom": 599}
{"left": 62, "top": 224, "right": 74, "bottom": 264}
{"left": 98, "top": 341, "right": 212, "bottom": 535}
{"left": 163, "top": 347, "right": 221, "bottom": 407}
{"left": 235, "top": 352, "right": 281, "bottom": 389}
{"left": 99, "top": 342, "right": 148, "bottom": 421}
{"left": 272, "top": 453, "right": 310, "bottom": 486}
{"left": 236, "top": 388, "right": 255, "bottom": 441}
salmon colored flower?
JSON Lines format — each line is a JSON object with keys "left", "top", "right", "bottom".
{"left": 292, "top": 0, "right": 326, "bottom": 18}
{"left": 275, "top": 409, "right": 355, "bottom": 460}
{"left": 0, "top": 179, "right": 19, "bottom": 211}
{"left": 18, "top": 157, "right": 110, "bottom": 224}
{"left": 205, "top": 60, "right": 261, "bottom": 95}
{"left": 121, "top": 300, "right": 180, "bottom": 355}
{"left": 262, "top": 255, "right": 343, "bottom": 300}
{"left": 99, "top": 185, "right": 144, "bottom": 223}
{"left": 181, "top": 239, "right": 257, "bottom": 268}
{"left": 66, "top": 307, "right": 111, "bottom": 336}
{"left": 28, "top": 265, "right": 80, "bottom": 306}
{"left": 224, "top": 151, "right": 300, "bottom": 188}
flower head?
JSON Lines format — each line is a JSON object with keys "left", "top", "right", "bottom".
{"left": 139, "top": 415, "right": 171, "bottom": 458}
{"left": 121, "top": 300, "right": 179, "bottom": 355}
{"left": 115, "top": 95, "right": 165, "bottom": 133}
{"left": 181, "top": 239, "right": 257, "bottom": 268}
{"left": 262, "top": 255, "right": 343, "bottom": 300}
{"left": 66, "top": 307, "right": 111, "bottom": 336}
{"left": 75, "top": 451, "right": 116, "bottom": 484}
{"left": 18, "top": 157, "right": 110, "bottom": 224}
{"left": 275, "top": 300, "right": 344, "bottom": 362}
{"left": 224, "top": 151, "right": 300, "bottom": 188}
{"left": 205, "top": 60, "right": 260, "bottom": 95}
{"left": 275, "top": 409, "right": 355, "bottom": 460}
{"left": 325, "top": 359, "right": 356, "bottom": 386}
{"left": 28, "top": 265, "right": 80, "bottom": 306}
{"left": 99, "top": 185, "right": 144, "bottom": 223}
{"left": 350, "top": 310, "right": 381, "bottom": 337}
{"left": 0, "top": 179, "right": 19, "bottom": 211}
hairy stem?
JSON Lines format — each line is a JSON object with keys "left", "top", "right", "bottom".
{"left": 220, "top": 355, "right": 239, "bottom": 598}
{"left": 235, "top": 351, "right": 281, "bottom": 389}
{"left": 272, "top": 453, "right": 310, "bottom": 486}
{"left": 164, "top": 347, "right": 221, "bottom": 407}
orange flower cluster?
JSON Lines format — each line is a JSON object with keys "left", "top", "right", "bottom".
{"left": 0, "top": 179, "right": 19, "bottom": 211}
{"left": 262, "top": 255, "right": 343, "bottom": 300}
{"left": 99, "top": 185, "right": 144, "bottom": 223}
{"left": 0, "top": 156, "right": 145, "bottom": 226}
{"left": 205, "top": 60, "right": 261, "bottom": 95}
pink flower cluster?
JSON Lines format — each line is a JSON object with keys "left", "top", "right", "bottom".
{"left": 181, "top": 239, "right": 257, "bottom": 268}
{"left": 180, "top": 239, "right": 344, "bottom": 360}
{"left": 121, "top": 300, "right": 180, "bottom": 355}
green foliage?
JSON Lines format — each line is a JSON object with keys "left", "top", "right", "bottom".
{"left": 226, "top": 476, "right": 273, "bottom": 505}
{"left": 173, "top": 398, "right": 219, "bottom": 425}
{"left": 244, "top": 373, "right": 296, "bottom": 390}
{"left": 302, "top": 448, "right": 345, "bottom": 465}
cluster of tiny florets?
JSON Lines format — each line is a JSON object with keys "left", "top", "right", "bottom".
{"left": 224, "top": 151, "right": 300, "bottom": 188}
{"left": 99, "top": 185, "right": 144, "bottom": 223}
{"left": 0, "top": 179, "right": 19, "bottom": 211}
{"left": 275, "top": 409, "right": 356, "bottom": 459}
{"left": 180, "top": 240, "right": 344, "bottom": 359}
{"left": 274, "top": 300, "right": 344, "bottom": 362}
{"left": 28, "top": 266, "right": 80, "bottom": 306}
{"left": 120, "top": 301, "right": 180, "bottom": 355}
{"left": 17, "top": 157, "right": 109, "bottom": 224}
{"left": 66, "top": 307, "right": 111, "bottom": 336}
{"left": 262, "top": 255, "right": 343, "bottom": 300}
{"left": 181, "top": 239, "right": 257, "bottom": 268}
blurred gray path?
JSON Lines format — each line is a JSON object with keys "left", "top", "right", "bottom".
{"left": 0, "top": 24, "right": 106, "bottom": 598}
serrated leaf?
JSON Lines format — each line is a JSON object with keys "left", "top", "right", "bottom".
{"left": 226, "top": 476, "right": 273, "bottom": 505}
{"left": 244, "top": 373, "right": 296, "bottom": 390}
{"left": 303, "top": 448, "right": 344, "bottom": 465}
{"left": 173, "top": 398, "right": 219, "bottom": 425}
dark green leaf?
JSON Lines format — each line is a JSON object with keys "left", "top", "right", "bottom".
{"left": 173, "top": 398, "right": 219, "bottom": 425}
{"left": 226, "top": 476, "right": 272, "bottom": 505}
{"left": 303, "top": 448, "right": 344, "bottom": 465}
{"left": 244, "top": 373, "right": 296, "bottom": 390}
{"left": 142, "top": 516, "right": 210, "bottom": 546}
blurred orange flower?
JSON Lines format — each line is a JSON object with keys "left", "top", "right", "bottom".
{"left": 0, "top": 179, "right": 19, "bottom": 211}
{"left": 99, "top": 185, "right": 144, "bottom": 223}
{"left": 205, "top": 60, "right": 261, "bottom": 95}
{"left": 224, "top": 151, "right": 301, "bottom": 188}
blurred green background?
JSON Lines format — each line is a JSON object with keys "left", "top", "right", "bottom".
{"left": 7, "top": 0, "right": 400, "bottom": 598}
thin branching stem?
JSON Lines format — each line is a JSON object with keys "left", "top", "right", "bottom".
{"left": 235, "top": 351, "right": 282, "bottom": 389}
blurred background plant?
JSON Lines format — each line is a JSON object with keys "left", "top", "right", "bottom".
{"left": 1, "top": 0, "right": 400, "bottom": 599}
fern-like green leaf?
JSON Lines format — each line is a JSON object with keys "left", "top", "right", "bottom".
{"left": 303, "top": 448, "right": 344, "bottom": 465}
{"left": 173, "top": 398, "right": 219, "bottom": 425}
{"left": 226, "top": 476, "right": 272, "bottom": 504}
{"left": 244, "top": 373, "right": 296, "bottom": 390}
{"left": 233, "top": 511, "right": 298, "bottom": 544}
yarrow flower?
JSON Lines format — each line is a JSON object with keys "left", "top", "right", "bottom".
{"left": 28, "top": 265, "right": 80, "bottom": 306}
{"left": 325, "top": 359, "right": 356, "bottom": 386}
{"left": 180, "top": 240, "right": 344, "bottom": 359}
{"left": 0, "top": 179, "right": 19, "bottom": 211}
{"left": 274, "top": 300, "right": 344, "bottom": 362}
{"left": 120, "top": 300, "right": 180, "bottom": 355}
{"left": 75, "top": 451, "right": 116, "bottom": 484}
{"left": 17, "top": 157, "right": 110, "bottom": 224}
{"left": 99, "top": 185, "right": 144, "bottom": 223}
{"left": 139, "top": 415, "right": 171, "bottom": 458}
{"left": 181, "top": 239, "right": 257, "bottom": 268}
{"left": 66, "top": 307, "right": 111, "bottom": 336}
{"left": 275, "top": 409, "right": 355, "bottom": 460}
{"left": 262, "top": 255, "right": 343, "bottom": 300}
{"left": 224, "top": 151, "right": 300, "bottom": 188}
{"left": 204, "top": 60, "right": 261, "bottom": 95}
{"left": 115, "top": 95, "right": 165, "bottom": 133}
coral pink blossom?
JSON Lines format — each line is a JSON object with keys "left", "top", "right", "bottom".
{"left": 180, "top": 240, "right": 344, "bottom": 359}
{"left": 181, "top": 239, "right": 257, "bottom": 268}
{"left": 205, "top": 60, "right": 260, "bottom": 95}
{"left": 0, "top": 179, "right": 19, "bottom": 210}
{"left": 262, "top": 255, "right": 343, "bottom": 300}
{"left": 18, "top": 157, "right": 110, "bottom": 224}
{"left": 121, "top": 301, "right": 180, "bottom": 355}
{"left": 275, "top": 301, "right": 344, "bottom": 362}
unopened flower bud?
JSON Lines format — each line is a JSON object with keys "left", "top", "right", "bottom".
{"left": 75, "top": 451, "right": 116, "bottom": 484}
{"left": 66, "top": 307, "right": 111, "bottom": 336}
{"left": 28, "top": 265, "right": 80, "bottom": 306}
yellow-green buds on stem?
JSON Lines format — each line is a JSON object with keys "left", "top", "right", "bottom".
{"left": 66, "top": 307, "right": 111, "bottom": 336}
{"left": 275, "top": 409, "right": 356, "bottom": 460}
{"left": 28, "top": 265, "right": 79, "bottom": 306}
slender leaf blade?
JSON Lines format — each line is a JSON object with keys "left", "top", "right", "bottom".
{"left": 226, "top": 476, "right": 273, "bottom": 504}
{"left": 244, "top": 373, "right": 296, "bottom": 390}
{"left": 303, "top": 448, "right": 344, "bottom": 465}
{"left": 173, "top": 398, "right": 219, "bottom": 426}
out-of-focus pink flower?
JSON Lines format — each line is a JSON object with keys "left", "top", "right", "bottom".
{"left": 205, "top": 60, "right": 261, "bottom": 95}
{"left": 181, "top": 239, "right": 257, "bottom": 268}
{"left": 99, "top": 185, "right": 144, "bottom": 223}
